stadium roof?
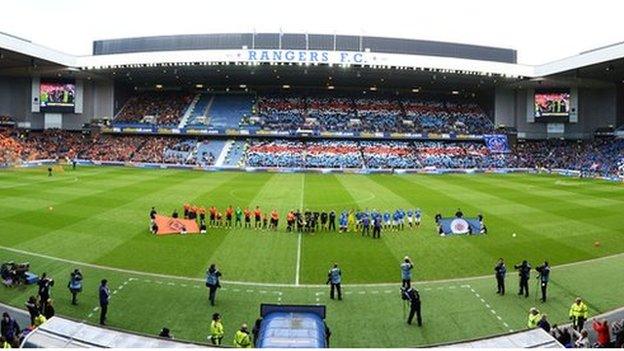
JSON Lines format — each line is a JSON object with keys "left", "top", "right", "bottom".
{"left": 1, "top": 31, "right": 624, "bottom": 84}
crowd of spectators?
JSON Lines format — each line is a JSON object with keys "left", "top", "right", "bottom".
{"left": 1, "top": 127, "right": 623, "bottom": 177}
{"left": 0, "top": 115, "right": 15, "bottom": 126}
{"left": 243, "top": 94, "right": 495, "bottom": 135}
{"left": 509, "top": 138, "right": 624, "bottom": 177}
{"left": 403, "top": 100, "right": 493, "bottom": 135}
{"left": 245, "top": 139, "right": 508, "bottom": 169}
{"left": 114, "top": 92, "right": 194, "bottom": 126}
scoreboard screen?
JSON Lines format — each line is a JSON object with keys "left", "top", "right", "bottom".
{"left": 534, "top": 90, "right": 570, "bottom": 118}
{"left": 40, "top": 80, "right": 75, "bottom": 111}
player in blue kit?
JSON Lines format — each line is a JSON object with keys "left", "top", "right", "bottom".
{"left": 392, "top": 210, "right": 401, "bottom": 231}
{"left": 383, "top": 211, "right": 391, "bottom": 230}
{"left": 339, "top": 211, "right": 348, "bottom": 233}
{"left": 414, "top": 208, "right": 422, "bottom": 228}
{"left": 406, "top": 209, "right": 414, "bottom": 229}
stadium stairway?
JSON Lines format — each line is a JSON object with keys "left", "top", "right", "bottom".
{"left": 181, "top": 94, "right": 214, "bottom": 128}
{"left": 177, "top": 94, "right": 202, "bottom": 128}
{"left": 215, "top": 140, "right": 233, "bottom": 166}
{"left": 205, "top": 94, "right": 253, "bottom": 129}
{"left": 221, "top": 140, "right": 247, "bottom": 167}
{"left": 163, "top": 139, "right": 196, "bottom": 163}
{"left": 195, "top": 140, "right": 227, "bottom": 166}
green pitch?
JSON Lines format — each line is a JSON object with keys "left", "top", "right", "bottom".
{"left": 1, "top": 166, "right": 624, "bottom": 347}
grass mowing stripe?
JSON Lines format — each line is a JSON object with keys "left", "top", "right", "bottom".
{"left": 205, "top": 173, "right": 300, "bottom": 284}
{"left": 295, "top": 173, "right": 304, "bottom": 286}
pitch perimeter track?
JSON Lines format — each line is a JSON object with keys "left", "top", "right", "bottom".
{"left": 1, "top": 245, "right": 623, "bottom": 289}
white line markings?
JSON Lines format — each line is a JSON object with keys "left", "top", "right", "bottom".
{"left": 2, "top": 245, "right": 620, "bottom": 289}
{"left": 465, "top": 284, "right": 514, "bottom": 333}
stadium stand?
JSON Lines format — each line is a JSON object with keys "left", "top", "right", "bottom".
{"left": 243, "top": 93, "right": 495, "bottom": 134}
{"left": 1, "top": 125, "right": 623, "bottom": 177}
{"left": 206, "top": 94, "right": 254, "bottom": 129}
{"left": 184, "top": 94, "right": 213, "bottom": 127}
{"left": 222, "top": 140, "right": 247, "bottom": 167}
{"left": 114, "top": 92, "right": 193, "bottom": 126}
{"left": 194, "top": 140, "right": 226, "bottom": 166}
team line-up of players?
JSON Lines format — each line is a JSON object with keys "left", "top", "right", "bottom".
{"left": 151, "top": 205, "right": 423, "bottom": 233}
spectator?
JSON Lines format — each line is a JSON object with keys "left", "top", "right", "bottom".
{"left": 592, "top": 319, "right": 610, "bottom": 348}
{"left": 574, "top": 329, "right": 590, "bottom": 348}
{"left": 1, "top": 313, "right": 20, "bottom": 344}
{"left": 158, "top": 327, "right": 173, "bottom": 339}
{"left": 43, "top": 299, "right": 55, "bottom": 320}
{"left": 537, "top": 314, "right": 551, "bottom": 333}
{"left": 24, "top": 296, "right": 39, "bottom": 326}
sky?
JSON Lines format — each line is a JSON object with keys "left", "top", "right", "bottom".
{"left": 1, "top": 0, "right": 622, "bottom": 65}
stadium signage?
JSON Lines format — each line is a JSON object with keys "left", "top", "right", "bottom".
{"left": 245, "top": 50, "right": 368, "bottom": 65}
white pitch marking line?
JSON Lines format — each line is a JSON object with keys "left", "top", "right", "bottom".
{"left": 2, "top": 245, "right": 621, "bottom": 289}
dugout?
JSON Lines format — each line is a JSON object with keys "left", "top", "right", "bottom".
{"left": 256, "top": 304, "right": 328, "bottom": 348}
{"left": 20, "top": 316, "right": 201, "bottom": 348}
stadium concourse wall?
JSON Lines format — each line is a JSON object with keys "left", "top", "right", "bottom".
{"left": 9, "top": 159, "right": 624, "bottom": 183}
{"left": 494, "top": 86, "right": 620, "bottom": 139}
{"left": 0, "top": 76, "right": 113, "bottom": 130}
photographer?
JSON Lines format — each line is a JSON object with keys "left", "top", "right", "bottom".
{"left": 513, "top": 260, "right": 531, "bottom": 298}
{"left": 535, "top": 261, "right": 551, "bottom": 302}
{"left": 326, "top": 263, "right": 342, "bottom": 300}
{"left": 401, "top": 257, "right": 414, "bottom": 289}
{"left": 67, "top": 269, "right": 83, "bottom": 305}
{"left": 37, "top": 273, "right": 54, "bottom": 313}
{"left": 401, "top": 286, "right": 422, "bottom": 326}
{"left": 205, "top": 264, "right": 222, "bottom": 306}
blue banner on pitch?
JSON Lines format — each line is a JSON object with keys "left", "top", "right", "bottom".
{"left": 439, "top": 217, "right": 483, "bottom": 236}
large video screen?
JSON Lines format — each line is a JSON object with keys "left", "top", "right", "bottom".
{"left": 534, "top": 91, "right": 570, "bottom": 118}
{"left": 40, "top": 81, "right": 75, "bottom": 110}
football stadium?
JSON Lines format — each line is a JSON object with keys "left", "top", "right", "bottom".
{"left": 1, "top": 2, "right": 624, "bottom": 349}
